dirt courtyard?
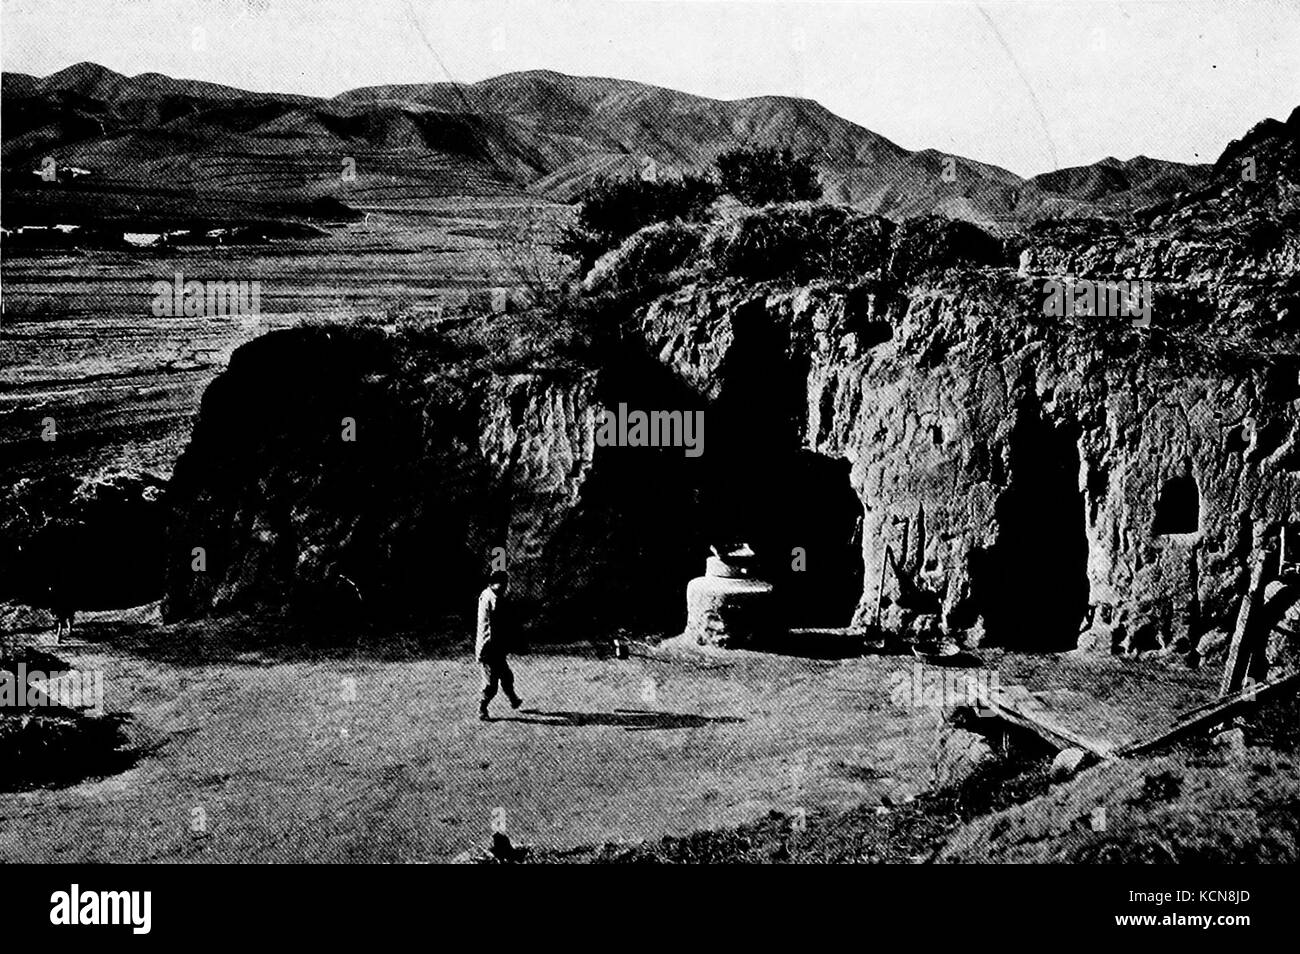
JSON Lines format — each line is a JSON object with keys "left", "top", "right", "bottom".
{"left": 0, "top": 619, "right": 952, "bottom": 863}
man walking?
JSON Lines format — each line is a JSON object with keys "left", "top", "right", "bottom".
{"left": 49, "top": 575, "right": 75, "bottom": 643}
{"left": 476, "top": 571, "right": 522, "bottom": 720}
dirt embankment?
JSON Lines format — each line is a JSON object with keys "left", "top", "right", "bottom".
{"left": 489, "top": 692, "right": 1300, "bottom": 864}
{"left": 0, "top": 470, "right": 167, "bottom": 622}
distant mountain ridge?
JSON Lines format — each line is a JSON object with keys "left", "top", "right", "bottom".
{"left": 1, "top": 61, "right": 1218, "bottom": 227}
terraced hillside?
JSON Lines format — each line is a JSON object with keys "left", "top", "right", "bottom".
{"left": 2, "top": 62, "right": 1211, "bottom": 229}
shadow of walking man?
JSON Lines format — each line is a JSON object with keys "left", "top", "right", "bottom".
{"left": 496, "top": 708, "right": 744, "bottom": 731}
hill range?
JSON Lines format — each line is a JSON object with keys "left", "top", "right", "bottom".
{"left": 2, "top": 61, "right": 1213, "bottom": 228}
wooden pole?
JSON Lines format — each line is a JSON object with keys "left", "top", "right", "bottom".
{"left": 1123, "top": 669, "right": 1300, "bottom": 757}
{"left": 872, "top": 544, "right": 892, "bottom": 631}
{"left": 1219, "top": 552, "right": 1269, "bottom": 697}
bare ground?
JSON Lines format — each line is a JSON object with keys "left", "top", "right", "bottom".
{"left": 0, "top": 614, "right": 948, "bottom": 863}
{"left": 3, "top": 608, "right": 1287, "bottom": 864}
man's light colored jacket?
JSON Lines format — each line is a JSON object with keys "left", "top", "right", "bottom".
{"left": 475, "top": 586, "right": 497, "bottom": 661}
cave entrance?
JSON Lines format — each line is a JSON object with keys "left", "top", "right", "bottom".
{"left": 778, "top": 453, "right": 865, "bottom": 626}
{"left": 699, "top": 449, "right": 864, "bottom": 629}
{"left": 692, "top": 304, "right": 863, "bottom": 629}
{"left": 975, "top": 402, "right": 1089, "bottom": 650}
{"left": 1153, "top": 461, "right": 1200, "bottom": 535}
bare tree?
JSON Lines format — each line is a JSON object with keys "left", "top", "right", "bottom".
{"left": 491, "top": 202, "right": 574, "bottom": 308}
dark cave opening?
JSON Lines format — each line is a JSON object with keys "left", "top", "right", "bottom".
{"left": 1152, "top": 462, "right": 1200, "bottom": 535}
{"left": 776, "top": 454, "right": 866, "bottom": 627}
{"left": 694, "top": 306, "right": 864, "bottom": 629}
{"left": 973, "top": 401, "right": 1090, "bottom": 650}
{"left": 696, "top": 449, "right": 865, "bottom": 629}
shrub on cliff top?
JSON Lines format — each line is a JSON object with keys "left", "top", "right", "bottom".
{"left": 558, "top": 173, "right": 718, "bottom": 274}
{"left": 887, "top": 215, "right": 1008, "bottom": 282}
{"left": 716, "top": 145, "right": 824, "bottom": 206}
{"left": 582, "top": 221, "right": 706, "bottom": 296}
{"left": 705, "top": 203, "right": 893, "bottom": 284}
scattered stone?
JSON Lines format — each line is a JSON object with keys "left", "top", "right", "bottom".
{"left": 1048, "top": 746, "right": 1090, "bottom": 783}
{"left": 1196, "top": 630, "right": 1231, "bottom": 660}
{"left": 933, "top": 727, "right": 996, "bottom": 790}
{"left": 1213, "top": 726, "right": 1248, "bottom": 758}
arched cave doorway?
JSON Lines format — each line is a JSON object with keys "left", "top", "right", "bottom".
{"left": 972, "top": 400, "right": 1090, "bottom": 650}
{"left": 1152, "top": 460, "right": 1200, "bottom": 535}
{"left": 688, "top": 302, "right": 864, "bottom": 629}
{"left": 696, "top": 450, "right": 864, "bottom": 629}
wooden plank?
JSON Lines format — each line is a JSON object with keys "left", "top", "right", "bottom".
{"left": 982, "top": 685, "right": 1117, "bottom": 760}
{"left": 1119, "top": 668, "right": 1300, "bottom": 757}
{"left": 1220, "top": 553, "right": 1269, "bottom": 696}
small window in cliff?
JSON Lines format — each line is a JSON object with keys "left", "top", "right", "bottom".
{"left": 1152, "top": 466, "right": 1200, "bottom": 535}
{"left": 929, "top": 424, "right": 943, "bottom": 447}
{"left": 1283, "top": 523, "right": 1300, "bottom": 569}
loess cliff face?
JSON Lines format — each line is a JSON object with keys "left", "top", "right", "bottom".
{"left": 163, "top": 267, "right": 1298, "bottom": 655}
{"left": 638, "top": 271, "right": 1300, "bottom": 655}
{"left": 164, "top": 109, "right": 1300, "bottom": 655}
{"left": 162, "top": 323, "right": 705, "bottom": 634}
{"left": 635, "top": 107, "right": 1300, "bottom": 654}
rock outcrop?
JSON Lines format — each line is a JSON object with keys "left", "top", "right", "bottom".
{"left": 162, "top": 108, "right": 1300, "bottom": 657}
{"left": 0, "top": 469, "right": 167, "bottom": 613}
{"left": 634, "top": 268, "right": 1300, "bottom": 653}
{"left": 162, "top": 323, "right": 705, "bottom": 634}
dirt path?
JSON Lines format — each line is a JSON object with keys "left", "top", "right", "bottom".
{"left": 0, "top": 638, "right": 946, "bottom": 862}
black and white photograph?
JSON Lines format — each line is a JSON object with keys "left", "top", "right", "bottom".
{"left": 0, "top": 0, "right": 1295, "bottom": 922}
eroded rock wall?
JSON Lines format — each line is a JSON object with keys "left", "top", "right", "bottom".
{"left": 163, "top": 107, "right": 1300, "bottom": 651}
{"left": 639, "top": 272, "right": 1300, "bottom": 654}
{"left": 163, "top": 261, "right": 1300, "bottom": 657}
{"left": 162, "top": 327, "right": 703, "bottom": 635}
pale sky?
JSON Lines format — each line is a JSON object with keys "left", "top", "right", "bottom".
{"left": 2, "top": 0, "right": 1297, "bottom": 177}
